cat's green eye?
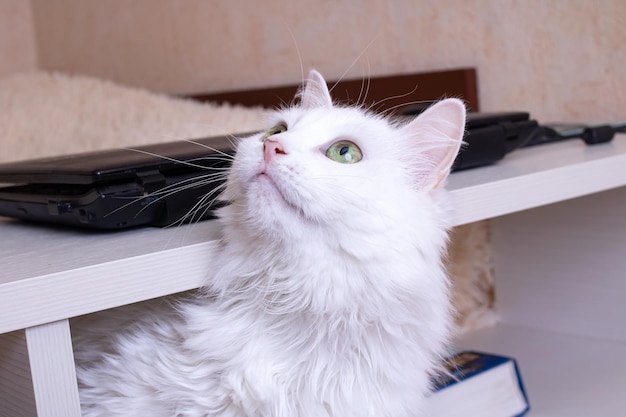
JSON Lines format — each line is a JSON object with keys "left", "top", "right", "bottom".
{"left": 325, "top": 140, "right": 363, "bottom": 164}
{"left": 263, "top": 123, "right": 287, "bottom": 140}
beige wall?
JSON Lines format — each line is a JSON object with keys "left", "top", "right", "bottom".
{"left": 0, "top": 0, "right": 37, "bottom": 77}
{"left": 5, "top": 0, "right": 626, "bottom": 122}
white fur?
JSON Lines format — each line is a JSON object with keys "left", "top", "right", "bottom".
{"left": 72, "top": 70, "right": 466, "bottom": 417}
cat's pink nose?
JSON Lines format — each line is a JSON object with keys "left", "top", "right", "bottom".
{"left": 263, "top": 139, "right": 286, "bottom": 163}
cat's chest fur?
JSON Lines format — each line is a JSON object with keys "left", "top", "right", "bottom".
{"left": 173, "top": 232, "right": 449, "bottom": 416}
{"left": 76, "top": 239, "right": 445, "bottom": 417}
{"left": 182, "top": 273, "right": 435, "bottom": 416}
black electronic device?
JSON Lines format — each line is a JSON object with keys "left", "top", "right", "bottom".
{"left": 454, "top": 111, "right": 539, "bottom": 170}
{"left": 0, "top": 135, "right": 236, "bottom": 230}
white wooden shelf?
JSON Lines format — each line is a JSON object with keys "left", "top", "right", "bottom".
{"left": 1, "top": 135, "right": 626, "bottom": 416}
{"left": 447, "top": 134, "right": 626, "bottom": 225}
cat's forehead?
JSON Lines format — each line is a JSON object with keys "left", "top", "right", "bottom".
{"left": 270, "top": 106, "right": 392, "bottom": 144}
{"left": 280, "top": 105, "right": 373, "bottom": 125}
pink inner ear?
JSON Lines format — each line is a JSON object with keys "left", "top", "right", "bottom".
{"left": 402, "top": 99, "right": 466, "bottom": 190}
{"left": 299, "top": 70, "right": 333, "bottom": 109}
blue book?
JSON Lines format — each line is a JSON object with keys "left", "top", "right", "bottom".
{"left": 428, "top": 351, "right": 530, "bottom": 417}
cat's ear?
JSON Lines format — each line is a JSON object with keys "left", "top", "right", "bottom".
{"left": 401, "top": 99, "right": 466, "bottom": 191}
{"left": 299, "top": 70, "right": 333, "bottom": 109}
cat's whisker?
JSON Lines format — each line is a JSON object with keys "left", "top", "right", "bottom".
{"left": 100, "top": 146, "right": 230, "bottom": 220}
{"left": 102, "top": 171, "right": 228, "bottom": 222}
{"left": 174, "top": 180, "right": 227, "bottom": 215}
{"left": 114, "top": 171, "right": 226, "bottom": 203}
{"left": 355, "top": 56, "right": 372, "bottom": 109}
{"left": 155, "top": 176, "right": 227, "bottom": 204}
{"left": 379, "top": 98, "right": 439, "bottom": 118}
{"left": 329, "top": 35, "right": 379, "bottom": 95}
{"left": 161, "top": 190, "right": 224, "bottom": 243}
{"left": 166, "top": 182, "right": 228, "bottom": 227}
{"left": 355, "top": 67, "right": 367, "bottom": 108}
{"left": 122, "top": 147, "right": 232, "bottom": 171}
{"left": 183, "top": 182, "right": 226, "bottom": 213}
{"left": 367, "top": 87, "right": 422, "bottom": 116}
{"left": 181, "top": 139, "right": 238, "bottom": 160}
{"left": 186, "top": 191, "right": 224, "bottom": 225}
{"left": 363, "top": 61, "right": 372, "bottom": 108}
{"left": 285, "top": 24, "right": 305, "bottom": 91}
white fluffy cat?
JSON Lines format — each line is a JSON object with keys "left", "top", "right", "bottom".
{"left": 72, "top": 70, "right": 466, "bottom": 417}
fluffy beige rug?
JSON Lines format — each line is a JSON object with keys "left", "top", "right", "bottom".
{"left": 0, "top": 71, "right": 496, "bottom": 333}
{"left": 0, "top": 71, "right": 267, "bottom": 162}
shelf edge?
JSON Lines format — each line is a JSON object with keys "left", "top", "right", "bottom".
{"left": 450, "top": 153, "right": 626, "bottom": 226}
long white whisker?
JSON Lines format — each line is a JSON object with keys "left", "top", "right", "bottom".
{"left": 286, "top": 25, "right": 305, "bottom": 89}
{"left": 149, "top": 175, "right": 226, "bottom": 203}
{"left": 103, "top": 165, "right": 228, "bottom": 219}
{"left": 114, "top": 172, "right": 226, "bottom": 202}
{"left": 356, "top": 64, "right": 367, "bottom": 107}
{"left": 330, "top": 36, "right": 379, "bottom": 94}
{"left": 165, "top": 183, "right": 227, "bottom": 228}
{"left": 377, "top": 94, "right": 429, "bottom": 116}
{"left": 357, "top": 59, "right": 372, "bottom": 108}
{"left": 123, "top": 148, "right": 231, "bottom": 171}
{"left": 182, "top": 138, "right": 238, "bottom": 159}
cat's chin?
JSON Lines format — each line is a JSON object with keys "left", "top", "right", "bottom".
{"left": 253, "top": 173, "right": 306, "bottom": 219}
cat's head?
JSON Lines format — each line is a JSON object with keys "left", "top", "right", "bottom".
{"left": 220, "top": 70, "right": 465, "bottom": 249}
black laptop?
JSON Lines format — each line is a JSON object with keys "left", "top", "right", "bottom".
{"left": 0, "top": 112, "right": 542, "bottom": 230}
{"left": 0, "top": 135, "right": 237, "bottom": 230}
